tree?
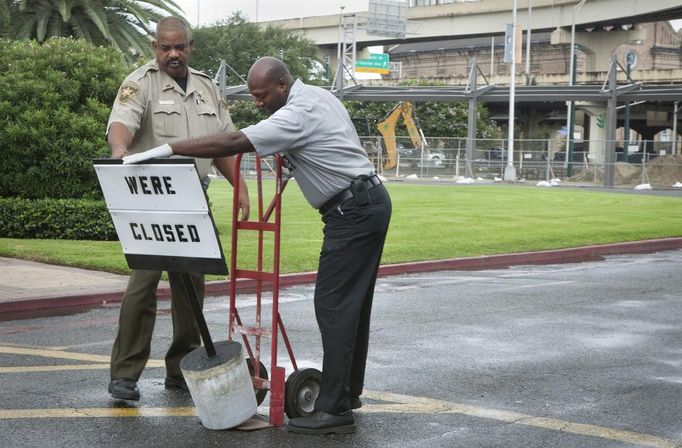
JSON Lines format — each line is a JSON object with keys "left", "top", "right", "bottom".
{"left": 2, "top": 0, "right": 182, "bottom": 61}
{"left": 191, "top": 13, "right": 324, "bottom": 84}
{"left": 343, "top": 100, "right": 499, "bottom": 140}
{"left": 0, "top": 2, "right": 9, "bottom": 28}
{"left": 0, "top": 37, "right": 128, "bottom": 200}
{"left": 228, "top": 100, "right": 264, "bottom": 130}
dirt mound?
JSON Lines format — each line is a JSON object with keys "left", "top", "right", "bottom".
{"left": 615, "top": 162, "right": 643, "bottom": 185}
{"left": 569, "top": 162, "right": 641, "bottom": 186}
{"left": 568, "top": 154, "right": 682, "bottom": 187}
{"left": 643, "top": 154, "right": 682, "bottom": 188}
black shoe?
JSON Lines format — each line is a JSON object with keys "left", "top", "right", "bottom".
{"left": 164, "top": 374, "right": 189, "bottom": 391}
{"left": 287, "top": 411, "right": 356, "bottom": 435}
{"left": 350, "top": 397, "right": 362, "bottom": 410}
{"left": 108, "top": 379, "right": 140, "bottom": 401}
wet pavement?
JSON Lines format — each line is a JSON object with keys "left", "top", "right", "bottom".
{"left": 3, "top": 238, "right": 681, "bottom": 318}
{"left": 0, "top": 257, "right": 134, "bottom": 303}
{"left": 1, "top": 250, "right": 681, "bottom": 447}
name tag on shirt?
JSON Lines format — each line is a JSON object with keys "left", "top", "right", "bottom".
{"left": 159, "top": 100, "right": 175, "bottom": 105}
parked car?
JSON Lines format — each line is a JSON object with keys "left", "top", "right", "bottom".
{"left": 419, "top": 151, "right": 448, "bottom": 167}
{"left": 397, "top": 145, "right": 448, "bottom": 168}
{"left": 485, "top": 148, "right": 503, "bottom": 160}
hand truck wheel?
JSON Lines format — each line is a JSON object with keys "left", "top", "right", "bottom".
{"left": 245, "top": 358, "right": 268, "bottom": 405}
{"left": 284, "top": 368, "right": 322, "bottom": 418}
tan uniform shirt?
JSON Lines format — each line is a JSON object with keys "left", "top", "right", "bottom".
{"left": 106, "top": 60, "right": 234, "bottom": 179}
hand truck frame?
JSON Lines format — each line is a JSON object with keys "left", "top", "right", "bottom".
{"left": 228, "top": 153, "right": 322, "bottom": 427}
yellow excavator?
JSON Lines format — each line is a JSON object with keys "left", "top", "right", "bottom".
{"left": 376, "top": 101, "right": 428, "bottom": 170}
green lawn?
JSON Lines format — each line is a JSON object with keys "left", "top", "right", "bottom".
{"left": 1, "top": 182, "right": 680, "bottom": 280}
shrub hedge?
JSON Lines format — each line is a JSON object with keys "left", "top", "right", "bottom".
{"left": 0, "top": 38, "right": 130, "bottom": 240}
{"left": 0, "top": 197, "right": 117, "bottom": 240}
{"left": 0, "top": 38, "right": 128, "bottom": 200}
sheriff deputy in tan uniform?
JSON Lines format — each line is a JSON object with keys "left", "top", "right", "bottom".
{"left": 105, "top": 16, "right": 249, "bottom": 401}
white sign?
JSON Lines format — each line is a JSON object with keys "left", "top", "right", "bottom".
{"left": 94, "top": 159, "right": 226, "bottom": 274}
{"left": 95, "top": 163, "right": 208, "bottom": 211}
{"left": 504, "top": 23, "right": 514, "bottom": 64}
{"left": 111, "top": 211, "right": 222, "bottom": 259}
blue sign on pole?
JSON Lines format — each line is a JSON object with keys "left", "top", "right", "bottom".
{"left": 504, "top": 23, "right": 513, "bottom": 64}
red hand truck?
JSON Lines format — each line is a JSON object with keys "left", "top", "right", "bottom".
{"left": 228, "top": 153, "right": 322, "bottom": 427}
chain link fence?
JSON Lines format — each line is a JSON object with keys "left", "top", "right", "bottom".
{"left": 234, "top": 137, "right": 682, "bottom": 189}
{"left": 360, "top": 137, "right": 682, "bottom": 189}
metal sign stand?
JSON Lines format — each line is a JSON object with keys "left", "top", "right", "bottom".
{"left": 179, "top": 273, "right": 216, "bottom": 357}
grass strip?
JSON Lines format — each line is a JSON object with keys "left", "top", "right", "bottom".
{"left": 1, "top": 182, "right": 680, "bottom": 280}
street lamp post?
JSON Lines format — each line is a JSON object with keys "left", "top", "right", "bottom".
{"left": 566, "top": 51, "right": 577, "bottom": 176}
{"left": 623, "top": 58, "right": 632, "bottom": 163}
{"left": 674, "top": 102, "right": 680, "bottom": 155}
{"left": 566, "top": 0, "right": 587, "bottom": 177}
{"left": 525, "top": 0, "right": 532, "bottom": 84}
{"left": 503, "top": 0, "right": 518, "bottom": 182}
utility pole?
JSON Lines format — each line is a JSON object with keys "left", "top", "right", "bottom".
{"left": 566, "top": 0, "right": 587, "bottom": 177}
{"left": 503, "top": 0, "right": 518, "bottom": 182}
{"left": 673, "top": 102, "right": 680, "bottom": 155}
{"left": 525, "top": 0, "right": 532, "bottom": 84}
{"left": 623, "top": 57, "right": 632, "bottom": 163}
{"left": 490, "top": 37, "right": 495, "bottom": 77}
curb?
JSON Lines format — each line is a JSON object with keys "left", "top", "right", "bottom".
{"left": 2, "top": 237, "right": 681, "bottom": 317}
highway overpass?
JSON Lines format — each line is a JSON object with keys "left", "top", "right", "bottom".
{"left": 267, "top": 0, "right": 682, "bottom": 50}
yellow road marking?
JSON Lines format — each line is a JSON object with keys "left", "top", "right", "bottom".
{"left": 361, "top": 391, "right": 681, "bottom": 448}
{"left": 0, "top": 408, "right": 197, "bottom": 419}
{"left": 0, "top": 345, "right": 111, "bottom": 363}
{"left": 0, "top": 345, "right": 163, "bottom": 369}
{"left": 0, "top": 364, "right": 110, "bottom": 373}
{"left": 0, "top": 398, "right": 679, "bottom": 448}
{"left": 1, "top": 345, "right": 680, "bottom": 447}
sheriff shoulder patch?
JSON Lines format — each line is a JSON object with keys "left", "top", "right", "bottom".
{"left": 117, "top": 81, "right": 141, "bottom": 104}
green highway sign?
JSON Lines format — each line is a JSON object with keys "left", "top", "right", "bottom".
{"left": 356, "top": 53, "right": 390, "bottom": 74}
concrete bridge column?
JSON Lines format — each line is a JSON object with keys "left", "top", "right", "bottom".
{"left": 319, "top": 48, "right": 338, "bottom": 80}
{"left": 581, "top": 105, "right": 607, "bottom": 165}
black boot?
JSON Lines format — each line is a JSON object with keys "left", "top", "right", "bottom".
{"left": 287, "top": 411, "right": 356, "bottom": 435}
{"left": 108, "top": 378, "right": 140, "bottom": 401}
{"left": 164, "top": 374, "right": 189, "bottom": 391}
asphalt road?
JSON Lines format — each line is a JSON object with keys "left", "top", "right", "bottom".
{"left": 1, "top": 250, "right": 681, "bottom": 448}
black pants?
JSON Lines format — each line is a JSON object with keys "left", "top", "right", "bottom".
{"left": 313, "top": 183, "right": 391, "bottom": 415}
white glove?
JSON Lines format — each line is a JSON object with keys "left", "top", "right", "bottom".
{"left": 122, "top": 143, "right": 173, "bottom": 164}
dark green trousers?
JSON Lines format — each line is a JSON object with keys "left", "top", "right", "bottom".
{"left": 110, "top": 269, "right": 204, "bottom": 380}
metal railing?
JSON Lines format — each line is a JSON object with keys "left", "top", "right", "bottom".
{"left": 235, "top": 137, "right": 682, "bottom": 189}
{"left": 362, "top": 137, "right": 682, "bottom": 188}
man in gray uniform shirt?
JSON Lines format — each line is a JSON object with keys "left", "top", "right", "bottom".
{"left": 124, "top": 56, "right": 391, "bottom": 435}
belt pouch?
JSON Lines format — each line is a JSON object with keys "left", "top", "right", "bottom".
{"left": 351, "top": 177, "right": 370, "bottom": 205}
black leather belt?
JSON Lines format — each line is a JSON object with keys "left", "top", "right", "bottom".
{"left": 319, "top": 175, "right": 382, "bottom": 215}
